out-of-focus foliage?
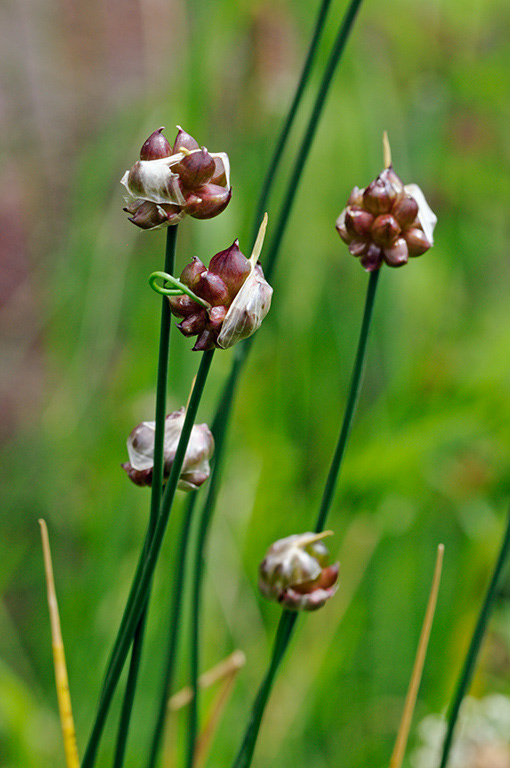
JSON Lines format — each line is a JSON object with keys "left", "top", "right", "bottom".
{"left": 1, "top": 0, "right": 509, "bottom": 766}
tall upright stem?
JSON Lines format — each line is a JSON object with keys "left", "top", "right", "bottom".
{"left": 82, "top": 349, "right": 215, "bottom": 768}
{"left": 230, "top": 269, "right": 380, "bottom": 768}
{"left": 112, "top": 226, "right": 178, "bottom": 768}
{"left": 182, "top": 0, "right": 366, "bottom": 759}
{"left": 439, "top": 506, "right": 510, "bottom": 768}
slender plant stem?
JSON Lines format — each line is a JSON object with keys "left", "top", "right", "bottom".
{"left": 231, "top": 613, "right": 297, "bottom": 768}
{"left": 146, "top": 500, "right": 196, "bottom": 768}
{"left": 181, "top": 0, "right": 365, "bottom": 759}
{"left": 230, "top": 267, "right": 379, "bottom": 768}
{"left": 439, "top": 506, "right": 510, "bottom": 768}
{"left": 315, "top": 268, "right": 379, "bottom": 531}
{"left": 82, "top": 349, "right": 215, "bottom": 768}
{"left": 264, "top": 0, "right": 364, "bottom": 282}
{"left": 112, "top": 226, "right": 178, "bottom": 768}
{"left": 252, "top": 0, "right": 334, "bottom": 243}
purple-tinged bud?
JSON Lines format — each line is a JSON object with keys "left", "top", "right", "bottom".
{"left": 210, "top": 156, "right": 228, "bottom": 186}
{"left": 384, "top": 237, "right": 409, "bottom": 267}
{"left": 140, "top": 127, "right": 172, "bottom": 160}
{"left": 345, "top": 207, "right": 374, "bottom": 240}
{"left": 258, "top": 531, "right": 339, "bottom": 612}
{"left": 360, "top": 243, "right": 383, "bottom": 272}
{"left": 122, "top": 409, "right": 214, "bottom": 491}
{"left": 185, "top": 184, "right": 232, "bottom": 220}
{"left": 177, "top": 312, "right": 207, "bottom": 336}
{"left": 195, "top": 271, "right": 229, "bottom": 306}
{"left": 347, "top": 186, "right": 364, "bottom": 207}
{"left": 348, "top": 240, "right": 367, "bottom": 257}
{"left": 208, "top": 305, "right": 227, "bottom": 330}
{"left": 193, "top": 328, "right": 216, "bottom": 351}
{"left": 180, "top": 256, "right": 207, "bottom": 288}
{"left": 363, "top": 175, "right": 397, "bottom": 215}
{"left": 168, "top": 294, "right": 199, "bottom": 318}
{"left": 380, "top": 165, "right": 405, "bottom": 197}
{"left": 123, "top": 199, "right": 184, "bottom": 230}
{"left": 371, "top": 214, "right": 401, "bottom": 247}
{"left": 392, "top": 194, "right": 419, "bottom": 229}
{"left": 175, "top": 148, "right": 216, "bottom": 191}
{"left": 335, "top": 209, "right": 351, "bottom": 243}
{"left": 208, "top": 240, "right": 251, "bottom": 298}
{"left": 173, "top": 125, "right": 200, "bottom": 153}
{"left": 404, "top": 227, "right": 433, "bottom": 257}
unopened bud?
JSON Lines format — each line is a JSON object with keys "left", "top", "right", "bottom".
{"left": 175, "top": 148, "right": 216, "bottom": 190}
{"left": 208, "top": 240, "right": 252, "bottom": 298}
{"left": 404, "top": 227, "right": 432, "bottom": 257}
{"left": 122, "top": 409, "right": 214, "bottom": 491}
{"left": 216, "top": 262, "right": 272, "bottom": 349}
{"left": 383, "top": 236, "right": 408, "bottom": 267}
{"left": 258, "top": 531, "right": 339, "bottom": 612}
{"left": 371, "top": 214, "right": 401, "bottom": 247}
{"left": 185, "top": 184, "right": 232, "bottom": 220}
{"left": 345, "top": 207, "right": 374, "bottom": 240}
{"left": 123, "top": 199, "right": 184, "bottom": 230}
{"left": 173, "top": 125, "right": 200, "bottom": 153}
{"left": 140, "top": 127, "right": 172, "bottom": 160}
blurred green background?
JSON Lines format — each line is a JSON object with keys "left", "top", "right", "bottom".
{"left": 1, "top": 0, "right": 510, "bottom": 765}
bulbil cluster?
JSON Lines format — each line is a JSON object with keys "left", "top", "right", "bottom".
{"left": 122, "top": 409, "right": 214, "bottom": 491}
{"left": 121, "top": 127, "right": 231, "bottom": 229}
{"left": 169, "top": 227, "right": 273, "bottom": 351}
{"left": 258, "top": 532, "right": 339, "bottom": 611}
{"left": 336, "top": 165, "right": 437, "bottom": 271}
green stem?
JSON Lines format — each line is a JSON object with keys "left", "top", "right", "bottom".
{"left": 181, "top": 0, "right": 366, "bottom": 760}
{"left": 112, "top": 226, "right": 178, "bottom": 768}
{"left": 230, "top": 268, "right": 379, "bottom": 768}
{"left": 439, "top": 506, "right": 510, "bottom": 768}
{"left": 315, "top": 268, "right": 379, "bottom": 532}
{"left": 82, "top": 349, "right": 215, "bottom": 768}
{"left": 264, "top": 0, "right": 365, "bottom": 282}
{"left": 146, "top": 496, "right": 196, "bottom": 768}
{"left": 252, "top": 0, "right": 334, "bottom": 243}
{"left": 231, "top": 613, "right": 297, "bottom": 768}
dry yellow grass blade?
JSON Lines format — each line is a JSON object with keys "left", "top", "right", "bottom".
{"left": 164, "top": 650, "right": 245, "bottom": 768}
{"left": 389, "top": 544, "right": 444, "bottom": 768}
{"left": 39, "top": 519, "right": 80, "bottom": 768}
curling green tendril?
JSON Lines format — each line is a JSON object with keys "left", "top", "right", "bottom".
{"left": 149, "top": 271, "right": 211, "bottom": 309}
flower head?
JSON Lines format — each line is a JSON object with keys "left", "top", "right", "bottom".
{"left": 169, "top": 214, "right": 273, "bottom": 350}
{"left": 121, "top": 408, "right": 214, "bottom": 491}
{"left": 258, "top": 531, "right": 339, "bottom": 611}
{"left": 411, "top": 695, "right": 510, "bottom": 768}
{"left": 121, "top": 127, "right": 231, "bottom": 229}
{"left": 336, "top": 163, "right": 437, "bottom": 271}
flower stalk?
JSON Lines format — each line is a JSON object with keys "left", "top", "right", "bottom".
{"left": 82, "top": 349, "right": 215, "bottom": 768}
{"left": 112, "top": 224, "right": 178, "bottom": 768}
{"left": 439, "top": 506, "right": 510, "bottom": 768}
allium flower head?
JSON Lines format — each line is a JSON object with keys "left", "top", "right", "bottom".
{"left": 121, "top": 127, "right": 231, "bottom": 229}
{"left": 122, "top": 408, "right": 214, "bottom": 491}
{"left": 169, "top": 214, "right": 273, "bottom": 351}
{"left": 336, "top": 162, "right": 437, "bottom": 271}
{"left": 258, "top": 531, "right": 339, "bottom": 611}
{"left": 411, "top": 695, "right": 510, "bottom": 768}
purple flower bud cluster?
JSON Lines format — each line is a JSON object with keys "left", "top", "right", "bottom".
{"left": 336, "top": 166, "right": 437, "bottom": 271}
{"left": 258, "top": 532, "right": 339, "bottom": 612}
{"left": 169, "top": 239, "right": 273, "bottom": 351}
{"left": 122, "top": 409, "right": 214, "bottom": 491}
{"left": 121, "top": 127, "right": 231, "bottom": 230}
